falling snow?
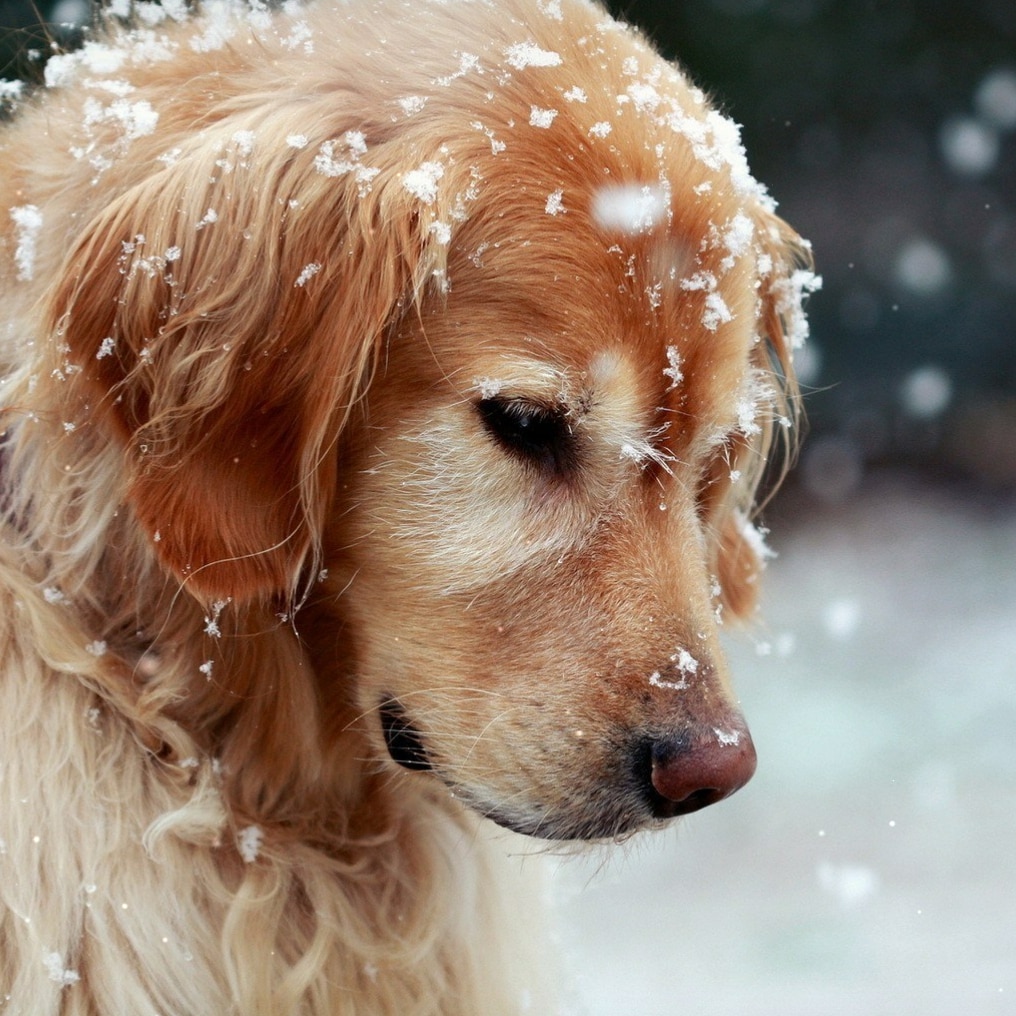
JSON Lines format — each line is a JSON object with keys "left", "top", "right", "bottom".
{"left": 592, "top": 184, "right": 669, "bottom": 234}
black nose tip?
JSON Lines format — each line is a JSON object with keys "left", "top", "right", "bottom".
{"left": 645, "top": 723, "right": 757, "bottom": 818}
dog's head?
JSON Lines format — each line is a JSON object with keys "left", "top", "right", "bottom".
{"left": 46, "top": 0, "right": 813, "bottom": 839}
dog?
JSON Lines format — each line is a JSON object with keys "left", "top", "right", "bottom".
{"left": 0, "top": 0, "right": 814, "bottom": 1011}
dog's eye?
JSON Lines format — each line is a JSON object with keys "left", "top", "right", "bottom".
{"left": 476, "top": 397, "right": 575, "bottom": 473}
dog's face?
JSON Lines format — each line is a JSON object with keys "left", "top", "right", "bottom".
{"left": 327, "top": 162, "right": 787, "bottom": 839}
{"left": 42, "top": 0, "right": 809, "bottom": 841}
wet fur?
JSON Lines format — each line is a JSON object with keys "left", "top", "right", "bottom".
{"left": 0, "top": 0, "right": 809, "bottom": 1012}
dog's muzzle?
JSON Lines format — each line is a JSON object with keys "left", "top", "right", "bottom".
{"left": 377, "top": 695, "right": 756, "bottom": 839}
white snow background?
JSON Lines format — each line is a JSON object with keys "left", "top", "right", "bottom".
{"left": 551, "top": 473, "right": 1016, "bottom": 1015}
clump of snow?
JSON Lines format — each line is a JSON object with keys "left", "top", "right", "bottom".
{"left": 545, "top": 189, "right": 566, "bottom": 215}
{"left": 203, "top": 599, "right": 229, "bottom": 639}
{"left": 666, "top": 107, "right": 774, "bottom": 210}
{"left": 0, "top": 79, "right": 24, "bottom": 103}
{"left": 85, "top": 640, "right": 108, "bottom": 657}
{"left": 429, "top": 221, "right": 452, "bottom": 244}
{"left": 770, "top": 268, "right": 822, "bottom": 349}
{"left": 703, "top": 291, "right": 733, "bottom": 333}
{"left": 649, "top": 648, "right": 698, "bottom": 691}
{"left": 401, "top": 161, "right": 445, "bottom": 204}
{"left": 435, "top": 52, "right": 481, "bottom": 87}
{"left": 295, "top": 262, "right": 322, "bottom": 287}
{"left": 279, "top": 17, "right": 314, "bottom": 53}
{"left": 9, "top": 205, "right": 43, "bottom": 282}
{"left": 82, "top": 95, "right": 160, "bottom": 146}
{"left": 733, "top": 369, "right": 777, "bottom": 437}
{"left": 663, "top": 345, "right": 683, "bottom": 390}
{"left": 504, "top": 42, "right": 562, "bottom": 70}
{"left": 672, "top": 648, "right": 699, "bottom": 675}
{"left": 230, "top": 129, "right": 256, "bottom": 159}
{"left": 188, "top": 3, "right": 243, "bottom": 53}
{"left": 714, "top": 727, "right": 741, "bottom": 747}
{"left": 471, "top": 121, "right": 507, "bottom": 156}
{"left": 474, "top": 377, "right": 504, "bottom": 399}
{"left": 529, "top": 106, "right": 558, "bottom": 129}
{"left": 618, "top": 431, "right": 674, "bottom": 474}
{"left": 679, "top": 270, "right": 732, "bottom": 334}
{"left": 195, "top": 208, "right": 218, "bottom": 230}
{"left": 397, "top": 95, "right": 428, "bottom": 116}
{"left": 593, "top": 184, "right": 669, "bottom": 234}
{"left": 45, "top": 40, "right": 124, "bottom": 88}
{"left": 43, "top": 952, "right": 80, "bottom": 987}
{"left": 314, "top": 131, "right": 380, "bottom": 195}
{"left": 237, "top": 825, "right": 263, "bottom": 863}
{"left": 625, "top": 82, "right": 663, "bottom": 115}
{"left": 589, "top": 121, "right": 612, "bottom": 139}
{"left": 719, "top": 212, "right": 755, "bottom": 271}
{"left": 737, "top": 511, "right": 776, "bottom": 563}
{"left": 563, "top": 86, "right": 587, "bottom": 103}
{"left": 649, "top": 671, "right": 686, "bottom": 691}
{"left": 286, "top": 133, "right": 309, "bottom": 149}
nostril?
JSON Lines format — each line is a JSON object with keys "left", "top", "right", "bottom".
{"left": 644, "top": 724, "right": 757, "bottom": 818}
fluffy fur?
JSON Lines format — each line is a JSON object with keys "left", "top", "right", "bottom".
{"left": 0, "top": 1, "right": 813, "bottom": 1012}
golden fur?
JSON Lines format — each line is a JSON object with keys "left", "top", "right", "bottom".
{"left": 0, "top": 0, "right": 813, "bottom": 1011}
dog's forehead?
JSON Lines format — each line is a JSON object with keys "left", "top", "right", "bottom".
{"left": 442, "top": 183, "right": 763, "bottom": 416}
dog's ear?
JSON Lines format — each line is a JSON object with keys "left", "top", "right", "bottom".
{"left": 47, "top": 120, "right": 452, "bottom": 603}
{"left": 710, "top": 215, "right": 813, "bottom": 620}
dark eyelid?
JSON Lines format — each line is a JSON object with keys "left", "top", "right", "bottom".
{"left": 475, "top": 396, "right": 576, "bottom": 475}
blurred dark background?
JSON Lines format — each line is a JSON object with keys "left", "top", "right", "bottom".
{"left": 3, "top": 0, "right": 1015, "bottom": 497}
{"left": 604, "top": 0, "right": 1016, "bottom": 500}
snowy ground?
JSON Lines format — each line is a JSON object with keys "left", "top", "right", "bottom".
{"left": 551, "top": 472, "right": 1016, "bottom": 1016}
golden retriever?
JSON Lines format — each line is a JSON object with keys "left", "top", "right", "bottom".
{"left": 0, "top": 0, "right": 815, "bottom": 1011}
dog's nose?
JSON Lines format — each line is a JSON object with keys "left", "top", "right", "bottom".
{"left": 646, "top": 722, "right": 757, "bottom": 817}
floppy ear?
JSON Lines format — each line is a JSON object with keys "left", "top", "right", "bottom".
{"left": 47, "top": 122, "right": 440, "bottom": 603}
{"left": 710, "top": 214, "right": 814, "bottom": 620}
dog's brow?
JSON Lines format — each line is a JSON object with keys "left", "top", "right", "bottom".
{"left": 470, "top": 360, "right": 575, "bottom": 405}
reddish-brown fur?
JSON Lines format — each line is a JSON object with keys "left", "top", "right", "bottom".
{"left": 0, "top": 1, "right": 812, "bottom": 1011}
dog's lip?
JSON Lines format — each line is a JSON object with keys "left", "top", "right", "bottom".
{"left": 375, "top": 700, "right": 639, "bottom": 839}
{"left": 440, "top": 771, "right": 661, "bottom": 842}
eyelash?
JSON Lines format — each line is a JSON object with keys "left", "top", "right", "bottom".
{"left": 475, "top": 397, "right": 576, "bottom": 475}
